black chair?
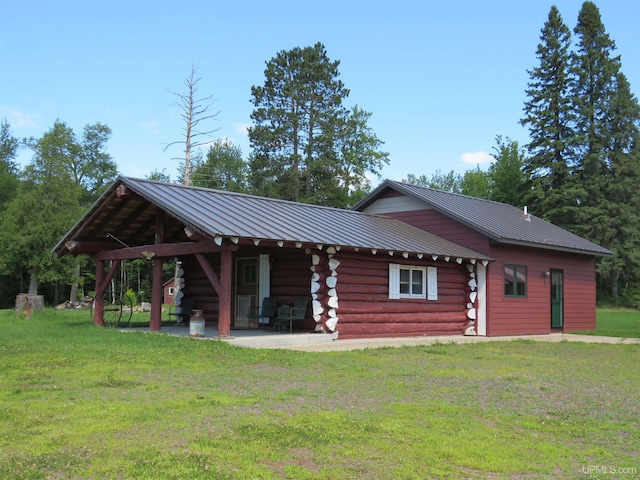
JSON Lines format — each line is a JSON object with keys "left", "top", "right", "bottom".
{"left": 248, "top": 297, "right": 277, "bottom": 328}
{"left": 274, "top": 297, "right": 308, "bottom": 333}
{"left": 168, "top": 298, "right": 194, "bottom": 325}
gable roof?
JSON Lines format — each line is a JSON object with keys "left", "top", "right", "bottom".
{"left": 54, "top": 176, "right": 491, "bottom": 262}
{"left": 354, "top": 180, "right": 612, "bottom": 257}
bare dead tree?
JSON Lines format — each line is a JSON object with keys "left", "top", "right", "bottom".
{"left": 164, "top": 66, "right": 220, "bottom": 185}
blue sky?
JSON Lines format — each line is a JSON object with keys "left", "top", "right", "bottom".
{"left": 1, "top": 0, "right": 639, "bottom": 186}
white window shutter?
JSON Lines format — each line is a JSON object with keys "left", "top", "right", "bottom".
{"left": 258, "top": 254, "right": 271, "bottom": 301}
{"left": 389, "top": 263, "right": 400, "bottom": 299}
{"left": 427, "top": 266, "right": 438, "bottom": 300}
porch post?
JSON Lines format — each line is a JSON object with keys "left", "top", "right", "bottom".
{"left": 476, "top": 263, "right": 487, "bottom": 336}
{"left": 150, "top": 258, "right": 163, "bottom": 331}
{"left": 94, "top": 259, "right": 105, "bottom": 327}
{"left": 150, "top": 209, "right": 164, "bottom": 331}
{"left": 217, "top": 250, "right": 233, "bottom": 337}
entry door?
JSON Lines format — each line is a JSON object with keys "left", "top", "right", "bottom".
{"left": 235, "top": 258, "right": 258, "bottom": 328}
{"left": 550, "top": 270, "right": 564, "bottom": 328}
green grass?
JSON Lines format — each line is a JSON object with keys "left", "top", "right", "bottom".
{"left": 1, "top": 309, "right": 639, "bottom": 479}
{"left": 572, "top": 308, "right": 640, "bottom": 338}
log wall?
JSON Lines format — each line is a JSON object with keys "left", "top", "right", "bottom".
{"left": 333, "top": 252, "right": 471, "bottom": 339}
{"left": 179, "top": 247, "right": 314, "bottom": 328}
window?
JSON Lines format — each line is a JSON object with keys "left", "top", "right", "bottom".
{"left": 504, "top": 264, "right": 527, "bottom": 297}
{"left": 389, "top": 264, "right": 438, "bottom": 300}
{"left": 168, "top": 287, "right": 174, "bottom": 296}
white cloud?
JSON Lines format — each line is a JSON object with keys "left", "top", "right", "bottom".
{"left": 0, "top": 106, "right": 39, "bottom": 128}
{"left": 461, "top": 151, "right": 494, "bottom": 165}
{"left": 234, "top": 123, "right": 252, "bottom": 135}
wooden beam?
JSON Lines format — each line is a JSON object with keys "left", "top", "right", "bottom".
{"left": 95, "top": 260, "right": 122, "bottom": 297}
{"left": 65, "top": 240, "right": 118, "bottom": 254}
{"left": 150, "top": 209, "right": 165, "bottom": 331}
{"left": 93, "top": 260, "right": 105, "bottom": 327}
{"left": 92, "top": 240, "right": 238, "bottom": 261}
{"left": 93, "top": 259, "right": 121, "bottom": 328}
{"left": 218, "top": 250, "right": 232, "bottom": 337}
{"left": 195, "top": 253, "right": 221, "bottom": 293}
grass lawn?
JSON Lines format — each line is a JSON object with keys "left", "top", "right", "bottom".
{"left": 571, "top": 308, "right": 640, "bottom": 339}
{"left": 1, "top": 309, "right": 639, "bottom": 479}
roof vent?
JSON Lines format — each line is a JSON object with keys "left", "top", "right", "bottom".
{"left": 523, "top": 206, "right": 531, "bottom": 222}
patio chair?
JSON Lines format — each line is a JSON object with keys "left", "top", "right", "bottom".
{"left": 248, "top": 296, "right": 277, "bottom": 328}
{"left": 274, "top": 297, "right": 308, "bottom": 333}
{"left": 168, "top": 298, "right": 194, "bottom": 325}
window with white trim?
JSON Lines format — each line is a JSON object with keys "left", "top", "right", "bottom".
{"left": 389, "top": 264, "right": 438, "bottom": 300}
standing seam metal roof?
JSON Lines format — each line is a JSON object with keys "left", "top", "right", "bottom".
{"left": 357, "top": 180, "right": 612, "bottom": 257}
{"left": 55, "top": 177, "right": 492, "bottom": 261}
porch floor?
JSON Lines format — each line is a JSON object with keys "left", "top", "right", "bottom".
{"left": 140, "top": 324, "right": 337, "bottom": 349}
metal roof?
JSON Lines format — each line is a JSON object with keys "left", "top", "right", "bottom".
{"left": 54, "top": 176, "right": 492, "bottom": 262}
{"left": 354, "top": 180, "right": 612, "bottom": 257}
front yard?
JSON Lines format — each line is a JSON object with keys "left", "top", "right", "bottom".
{"left": 0, "top": 308, "right": 638, "bottom": 479}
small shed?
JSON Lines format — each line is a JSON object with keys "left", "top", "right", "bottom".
{"left": 163, "top": 279, "right": 176, "bottom": 305}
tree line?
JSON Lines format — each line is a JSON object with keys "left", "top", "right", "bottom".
{"left": 1, "top": 1, "right": 638, "bottom": 307}
{"left": 405, "top": 2, "right": 640, "bottom": 304}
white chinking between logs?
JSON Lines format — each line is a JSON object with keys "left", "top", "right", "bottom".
{"left": 309, "top": 247, "right": 340, "bottom": 333}
{"left": 465, "top": 262, "right": 478, "bottom": 336}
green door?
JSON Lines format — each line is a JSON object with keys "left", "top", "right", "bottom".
{"left": 551, "top": 270, "right": 564, "bottom": 328}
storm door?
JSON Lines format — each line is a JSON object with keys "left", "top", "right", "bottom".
{"left": 550, "top": 269, "right": 564, "bottom": 328}
{"left": 234, "top": 258, "right": 258, "bottom": 328}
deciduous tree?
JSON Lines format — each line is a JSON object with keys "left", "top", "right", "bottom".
{"left": 191, "top": 139, "right": 248, "bottom": 192}
{"left": 489, "top": 136, "right": 528, "bottom": 207}
{"left": 0, "top": 119, "right": 21, "bottom": 211}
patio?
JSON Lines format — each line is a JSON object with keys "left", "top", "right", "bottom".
{"left": 128, "top": 324, "right": 337, "bottom": 349}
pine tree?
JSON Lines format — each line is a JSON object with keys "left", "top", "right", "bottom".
{"left": 597, "top": 73, "right": 640, "bottom": 298}
{"left": 520, "top": 6, "right": 574, "bottom": 228}
{"left": 569, "top": 1, "right": 621, "bottom": 234}
{"left": 248, "top": 43, "right": 387, "bottom": 207}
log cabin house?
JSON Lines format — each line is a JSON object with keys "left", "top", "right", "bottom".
{"left": 54, "top": 177, "right": 611, "bottom": 339}
{"left": 354, "top": 180, "right": 613, "bottom": 336}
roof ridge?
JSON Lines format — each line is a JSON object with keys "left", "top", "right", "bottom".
{"left": 387, "top": 179, "right": 518, "bottom": 209}
{"left": 123, "top": 176, "right": 372, "bottom": 216}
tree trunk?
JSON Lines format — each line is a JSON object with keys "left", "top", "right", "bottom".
{"left": 611, "top": 270, "right": 619, "bottom": 299}
{"left": 69, "top": 262, "right": 80, "bottom": 302}
{"left": 28, "top": 266, "right": 39, "bottom": 295}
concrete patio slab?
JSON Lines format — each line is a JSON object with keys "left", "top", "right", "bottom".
{"left": 129, "top": 325, "right": 639, "bottom": 352}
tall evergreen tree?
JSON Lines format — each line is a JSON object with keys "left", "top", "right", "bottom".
{"left": 569, "top": 1, "right": 621, "bottom": 235}
{"left": 597, "top": 73, "right": 640, "bottom": 298}
{"left": 248, "top": 43, "right": 387, "bottom": 207}
{"left": 520, "top": 5, "right": 574, "bottom": 227}
{"left": 570, "top": 1, "right": 627, "bottom": 297}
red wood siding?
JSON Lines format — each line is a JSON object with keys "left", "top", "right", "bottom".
{"left": 163, "top": 282, "right": 175, "bottom": 305}
{"left": 486, "top": 245, "right": 596, "bottom": 336}
{"left": 334, "top": 252, "right": 470, "bottom": 339}
{"left": 384, "top": 209, "right": 491, "bottom": 255}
